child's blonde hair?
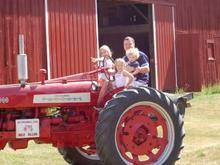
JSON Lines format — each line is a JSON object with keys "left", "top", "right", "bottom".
{"left": 114, "top": 58, "right": 126, "bottom": 67}
{"left": 126, "top": 48, "right": 139, "bottom": 60}
{"left": 99, "top": 45, "right": 112, "bottom": 57}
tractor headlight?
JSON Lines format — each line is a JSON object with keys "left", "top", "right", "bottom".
{"left": 91, "top": 81, "right": 98, "bottom": 91}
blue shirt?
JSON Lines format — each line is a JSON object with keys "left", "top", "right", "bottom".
{"left": 124, "top": 51, "right": 149, "bottom": 84}
{"left": 128, "top": 61, "right": 140, "bottom": 68}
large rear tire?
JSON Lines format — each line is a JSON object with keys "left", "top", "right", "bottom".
{"left": 95, "top": 87, "right": 185, "bottom": 165}
{"left": 58, "top": 145, "right": 102, "bottom": 165}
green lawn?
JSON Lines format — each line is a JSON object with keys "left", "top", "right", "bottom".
{"left": 176, "top": 94, "right": 220, "bottom": 165}
{"left": 0, "top": 94, "right": 220, "bottom": 165}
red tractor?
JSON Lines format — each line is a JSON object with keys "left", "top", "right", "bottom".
{"left": 0, "top": 35, "right": 192, "bottom": 165}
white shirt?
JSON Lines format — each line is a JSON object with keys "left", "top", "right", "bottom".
{"left": 115, "top": 72, "right": 127, "bottom": 88}
{"left": 99, "top": 58, "right": 113, "bottom": 80}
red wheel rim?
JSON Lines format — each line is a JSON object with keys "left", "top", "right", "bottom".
{"left": 115, "top": 104, "right": 172, "bottom": 165}
{"left": 78, "top": 145, "right": 97, "bottom": 155}
{"left": 76, "top": 145, "right": 100, "bottom": 160}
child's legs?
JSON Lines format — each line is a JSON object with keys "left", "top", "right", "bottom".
{"left": 97, "top": 80, "right": 109, "bottom": 106}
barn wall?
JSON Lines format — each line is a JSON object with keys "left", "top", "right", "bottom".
{"left": 0, "top": 0, "right": 47, "bottom": 84}
{"left": 122, "top": 0, "right": 173, "bottom": 5}
{"left": 154, "top": 4, "right": 176, "bottom": 91}
{"left": 1, "top": 0, "right": 219, "bottom": 91}
{"left": 174, "top": 0, "right": 220, "bottom": 90}
{"left": 176, "top": 33, "right": 202, "bottom": 91}
{"left": 48, "top": 0, "right": 97, "bottom": 78}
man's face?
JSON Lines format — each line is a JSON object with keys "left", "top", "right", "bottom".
{"left": 124, "top": 40, "right": 135, "bottom": 51}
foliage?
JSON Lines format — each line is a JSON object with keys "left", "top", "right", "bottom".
{"left": 175, "top": 88, "right": 185, "bottom": 94}
{"left": 201, "top": 83, "right": 220, "bottom": 95}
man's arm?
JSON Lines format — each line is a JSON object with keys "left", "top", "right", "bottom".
{"left": 137, "top": 65, "right": 150, "bottom": 74}
{"left": 137, "top": 52, "right": 150, "bottom": 74}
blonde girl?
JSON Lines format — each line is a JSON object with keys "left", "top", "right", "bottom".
{"left": 91, "top": 45, "right": 113, "bottom": 68}
{"left": 94, "top": 58, "right": 134, "bottom": 108}
{"left": 113, "top": 58, "right": 134, "bottom": 88}
{"left": 91, "top": 45, "right": 114, "bottom": 107}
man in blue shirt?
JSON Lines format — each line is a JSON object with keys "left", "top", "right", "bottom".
{"left": 123, "top": 36, "right": 150, "bottom": 86}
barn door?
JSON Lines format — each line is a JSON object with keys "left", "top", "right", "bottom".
{"left": 153, "top": 4, "right": 176, "bottom": 91}
{"left": 176, "top": 33, "right": 202, "bottom": 91}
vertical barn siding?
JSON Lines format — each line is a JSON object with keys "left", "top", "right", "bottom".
{"left": 0, "top": 0, "right": 46, "bottom": 84}
{"left": 48, "top": 0, "right": 97, "bottom": 78}
{"left": 176, "top": 34, "right": 202, "bottom": 91}
{"left": 155, "top": 4, "right": 176, "bottom": 91}
{"left": 174, "top": 0, "right": 220, "bottom": 89}
{"left": 216, "top": 38, "right": 220, "bottom": 81}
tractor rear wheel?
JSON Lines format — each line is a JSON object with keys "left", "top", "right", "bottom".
{"left": 58, "top": 145, "right": 102, "bottom": 165}
{"left": 95, "top": 87, "right": 185, "bottom": 165}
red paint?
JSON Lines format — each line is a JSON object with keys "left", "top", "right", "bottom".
{"left": 0, "top": 69, "right": 105, "bottom": 109}
{"left": 154, "top": 4, "right": 176, "bottom": 91}
{"left": 48, "top": 0, "right": 98, "bottom": 79}
{"left": 176, "top": 33, "right": 202, "bottom": 91}
{"left": 0, "top": 68, "right": 124, "bottom": 150}
{"left": 1, "top": 0, "right": 219, "bottom": 91}
{"left": 174, "top": 0, "right": 220, "bottom": 89}
{"left": 0, "top": 0, "right": 46, "bottom": 84}
{"left": 116, "top": 105, "right": 168, "bottom": 165}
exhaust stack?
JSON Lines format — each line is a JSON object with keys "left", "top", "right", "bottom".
{"left": 17, "top": 34, "right": 28, "bottom": 87}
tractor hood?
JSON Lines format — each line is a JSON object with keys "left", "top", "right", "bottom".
{"left": 0, "top": 81, "right": 97, "bottom": 109}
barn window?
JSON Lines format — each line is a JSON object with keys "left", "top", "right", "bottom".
{"left": 207, "top": 39, "right": 215, "bottom": 61}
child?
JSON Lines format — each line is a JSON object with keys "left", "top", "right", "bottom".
{"left": 91, "top": 45, "right": 114, "bottom": 81}
{"left": 94, "top": 58, "right": 134, "bottom": 109}
{"left": 125, "top": 48, "right": 140, "bottom": 76}
{"left": 112, "top": 58, "right": 134, "bottom": 88}
{"left": 91, "top": 45, "right": 114, "bottom": 107}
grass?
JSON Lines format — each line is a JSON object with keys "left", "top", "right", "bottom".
{"left": 176, "top": 93, "right": 220, "bottom": 165}
{"left": 0, "top": 143, "right": 66, "bottom": 165}
{"left": 0, "top": 91, "right": 220, "bottom": 165}
{"left": 201, "top": 83, "right": 220, "bottom": 95}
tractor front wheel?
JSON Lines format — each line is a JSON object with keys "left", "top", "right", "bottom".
{"left": 95, "top": 87, "right": 185, "bottom": 165}
{"left": 58, "top": 145, "right": 102, "bottom": 165}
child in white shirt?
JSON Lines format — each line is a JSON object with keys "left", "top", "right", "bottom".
{"left": 94, "top": 58, "right": 134, "bottom": 109}
{"left": 91, "top": 45, "right": 114, "bottom": 81}
{"left": 112, "top": 58, "right": 134, "bottom": 88}
{"left": 91, "top": 45, "right": 114, "bottom": 106}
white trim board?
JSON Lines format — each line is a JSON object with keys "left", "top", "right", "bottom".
{"left": 44, "top": 0, "right": 51, "bottom": 80}
{"left": 152, "top": 4, "right": 159, "bottom": 90}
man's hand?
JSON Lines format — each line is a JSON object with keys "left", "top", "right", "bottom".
{"left": 126, "top": 66, "right": 135, "bottom": 73}
{"left": 138, "top": 66, "right": 150, "bottom": 74}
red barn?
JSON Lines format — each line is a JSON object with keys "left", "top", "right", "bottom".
{"left": 0, "top": 0, "right": 219, "bottom": 91}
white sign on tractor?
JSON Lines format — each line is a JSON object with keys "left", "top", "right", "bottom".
{"left": 16, "top": 119, "right": 40, "bottom": 139}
